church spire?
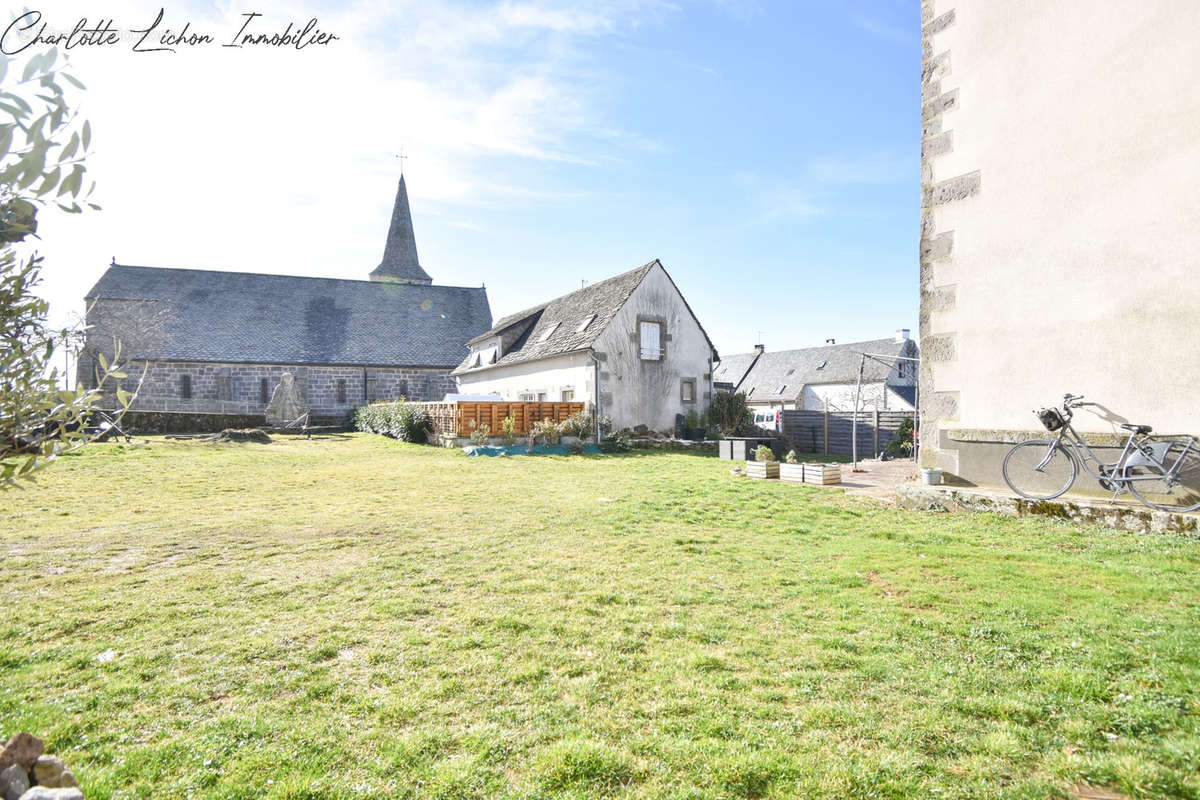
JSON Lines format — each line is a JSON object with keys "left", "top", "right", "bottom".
{"left": 370, "top": 174, "right": 433, "bottom": 285}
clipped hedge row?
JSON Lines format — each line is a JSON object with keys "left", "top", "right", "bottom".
{"left": 354, "top": 401, "right": 432, "bottom": 443}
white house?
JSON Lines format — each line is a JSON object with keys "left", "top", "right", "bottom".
{"left": 453, "top": 260, "right": 717, "bottom": 432}
{"left": 715, "top": 333, "right": 918, "bottom": 413}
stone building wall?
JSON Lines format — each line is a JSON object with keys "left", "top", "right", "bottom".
{"left": 919, "top": 0, "right": 1200, "bottom": 485}
{"left": 84, "top": 359, "right": 458, "bottom": 417}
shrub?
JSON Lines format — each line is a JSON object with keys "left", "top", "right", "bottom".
{"left": 354, "top": 399, "right": 432, "bottom": 443}
{"left": 885, "top": 417, "right": 915, "bottom": 457}
{"left": 754, "top": 444, "right": 774, "bottom": 462}
{"left": 784, "top": 449, "right": 798, "bottom": 464}
{"left": 500, "top": 415, "right": 517, "bottom": 446}
{"left": 529, "top": 418, "right": 563, "bottom": 447}
{"left": 708, "top": 391, "right": 753, "bottom": 436}
{"left": 560, "top": 410, "right": 593, "bottom": 441}
{"left": 685, "top": 409, "right": 700, "bottom": 429}
{"left": 468, "top": 421, "right": 491, "bottom": 446}
{"left": 600, "top": 429, "right": 631, "bottom": 453}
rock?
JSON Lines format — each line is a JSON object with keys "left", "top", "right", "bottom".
{"left": 0, "top": 734, "right": 43, "bottom": 771}
{"left": 0, "top": 763, "right": 30, "bottom": 800}
{"left": 17, "top": 788, "right": 83, "bottom": 800}
{"left": 32, "top": 757, "right": 67, "bottom": 788}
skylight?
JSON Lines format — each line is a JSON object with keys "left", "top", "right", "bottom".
{"left": 776, "top": 385, "right": 787, "bottom": 394}
{"left": 576, "top": 314, "right": 596, "bottom": 333}
{"left": 816, "top": 360, "right": 827, "bottom": 370}
{"left": 538, "top": 322, "right": 560, "bottom": 342}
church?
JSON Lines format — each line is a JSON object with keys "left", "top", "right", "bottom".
{"left": 78, "top": 176, "right": 493, "bottom": 421}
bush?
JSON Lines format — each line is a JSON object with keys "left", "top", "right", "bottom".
{"left": 885, "top": 417, "right": 915, "bottom": 457}
{"left": 600, "top": 429, "right": 631, "bottom": 453}
{"left": 354, "top": 399, "right": 432, "bottom": 443}
{"left": 708, "top": 391, "right": 753, "bottom": 436}
{"left": 468, "top": 421, "right": 491, "bottom": 445}
{"left": 528, "top": 417, "right": 563, "bottom": 446}
{"left": 784, "top": 449, "right": 798, "bottom": 464}
{"left": 754, "top": 444, "right": 774, "bottom": 462}
{"left": 501, "top": 415, "right": 517, "bottom": 446}
{"left": 560, "top": 410, "right": 593, "bottom": 441}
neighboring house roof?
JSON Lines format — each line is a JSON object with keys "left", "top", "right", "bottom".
{"left": 85, "top": 264, "right": 492, "bottom": 367}
{"left": 454, "top": 259, "right": 716, "bottom": 375}
{"left": 370, "top": 175, "right": 433, "bottom": 285}
{"left": 712, "top": 351, "right": 761, "bottom": 389}
{"left": 735, "top": 338, "right": 916, "bottom": 402}
{"left": 889, "top": 384, "right": 917, "bottom": 406}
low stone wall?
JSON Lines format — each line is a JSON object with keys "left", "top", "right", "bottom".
{"left": 897, "top": 482, "right": 1199, "bottom": 536}
{"left": 116, "top": 410, "right": 347, "bottom": 434}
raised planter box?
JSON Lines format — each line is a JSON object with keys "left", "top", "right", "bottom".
{"left": 719, "top": 437, "right": 774, "bottom": 461}
{"left": 745, "top": 460, "right": 779, "bottom": 479}
{"left": 803, "top": 463, "right": 842, "bottom": 484}
{"left": 779, "top": 463, "right": 806, "bottom": 483}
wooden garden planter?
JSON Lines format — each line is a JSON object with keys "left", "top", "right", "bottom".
{"left": 745, "top": 460, "right": 779, "bottom": 479}
{"left": 779, "top": 463, "right": 806, "bottom": 482}
{"left": 803, "top": 463, "right": 842, "bottom": 485}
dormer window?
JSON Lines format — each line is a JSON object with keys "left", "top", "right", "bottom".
{"left": 489, "top": 351, "right": 497, "bottom": 364}
{"left": 576, "top": 314, "right": 595, "bottom": 333}
{"left": 539, "top": 322, "right": 560, "bottom": 343}
{"left": 472, "top": 353, "right": 482, "bottom": 368}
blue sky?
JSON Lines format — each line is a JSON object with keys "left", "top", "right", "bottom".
{"left": 30, "top": 0, "right": 919, "bottom": 357}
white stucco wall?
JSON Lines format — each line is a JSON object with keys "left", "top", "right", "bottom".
{"left": 590, "top": 263, "right": 715, "bottom": 431}
{"left": 922, "top": 1, "right": 1200, "bottom": 476}
{"left": 455, "top": 352, "right": 595, "bottom": 405}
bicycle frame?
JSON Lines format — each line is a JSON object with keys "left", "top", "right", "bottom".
{"left": 1044, "top": 420, "right": 1197, "bottom": 489}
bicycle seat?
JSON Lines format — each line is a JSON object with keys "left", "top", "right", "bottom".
{"left": 1120, "top": 423, "right": 1152, "bottom": 435}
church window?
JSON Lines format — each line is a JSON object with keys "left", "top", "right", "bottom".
{"left": 260, "top": 377, "right": 269, "bottom": 404}
{"left": 366, "top": 377, "right": 378, "bottom": 403}
{"left": 538, "top": 322, "right": 560, "bottom": 343}
{"left": 576, "top": 315, "right": 595, "bottom": 333}
{"left": 216, "top": 376, "right": 232, "bottom": 402}
{"left": 336, "top": 379, "right": 347, "bottom": 404}
{"left": 180, "top": 374, "right": 192, "bottom": 399}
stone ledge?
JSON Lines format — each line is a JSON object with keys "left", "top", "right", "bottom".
{"left": 896, "top": 483, "right": 1199, "bottom": 536}
{"left": 946, "top": 427, "right": 1132, "bottom": 447}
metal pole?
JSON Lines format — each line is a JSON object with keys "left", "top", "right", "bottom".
{"left": 852, "top": 354, "right": 864, "bottom": 470}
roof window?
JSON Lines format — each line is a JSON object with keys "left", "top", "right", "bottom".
{"left": 538, "top": 322, "right": 560, "bottom": 342}
{"left": 576, "top": 314, "right": 596, "bottom": 333}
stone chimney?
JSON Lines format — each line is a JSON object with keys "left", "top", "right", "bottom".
{"left": 753, "top": 344, "right": 765, "bottom": 354}
{"left": 895, "top": 328, "right": 910, "bottom": 342}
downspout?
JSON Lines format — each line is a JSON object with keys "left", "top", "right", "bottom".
{"left": 587, "top": 349, "right": 602, "bottom": 442}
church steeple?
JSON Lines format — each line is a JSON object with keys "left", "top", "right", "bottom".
{"left": 371, "top": 175, "right": 433, "bottom": 285}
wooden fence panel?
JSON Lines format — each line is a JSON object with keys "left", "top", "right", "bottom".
{"left": 454, "top": 401, "right": 584, "bottom": 436}
{"left": 781, "top": 409, "right": 913, "bottom": 458}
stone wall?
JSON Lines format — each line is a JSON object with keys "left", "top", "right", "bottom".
{"left": 83, "top": 359, "right": 458, "bottom": 417}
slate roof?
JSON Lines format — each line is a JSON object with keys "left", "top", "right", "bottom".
{"left": 454, "top": 261, "right": 657, "bottom": 374}
{"left": 370, "top": 175, "right": 433, "bottom": 284}
{"left": 85, "top": 264, "right": 492, "bottom": 367}
{"left": 712, "top": 351, "right": 761, "bottom": 389}
{"left": 734, "top": 338, "right": 916, "bottom": 402}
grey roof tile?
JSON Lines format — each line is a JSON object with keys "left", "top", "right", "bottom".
{"left": 735, "top": 338, "right": 918, "bottom": 401}
{"left": 86, "top": 264, "right": 491, "bottom": 367}
{"left": 453, "top": 260, "right": 657, "bottom": 374}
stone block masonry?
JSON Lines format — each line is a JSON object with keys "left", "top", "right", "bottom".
{"left": 89, "top": 360, "right": 459, "bottom": 417}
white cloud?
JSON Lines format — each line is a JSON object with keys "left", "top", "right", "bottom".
{"left": 17, "top": 0, "right": 678, "bottom": 325}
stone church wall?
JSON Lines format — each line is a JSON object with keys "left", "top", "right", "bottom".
{"left": 86, "top": 359, "right": 458, "bottom": 418}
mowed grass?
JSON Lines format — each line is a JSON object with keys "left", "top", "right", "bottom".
{"left": 1, "top": 435, "right": 1198, "bottom": 800}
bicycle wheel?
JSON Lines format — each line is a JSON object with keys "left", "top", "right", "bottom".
{"left": 1126, "top": 439, "right": 1200, "bottom": 513}
{"left": 1003, "top": 439, "right": 1077, "bottom": 500}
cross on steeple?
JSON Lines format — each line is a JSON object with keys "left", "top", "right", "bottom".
{"left": 395, "top": 147, "right": 407, "bottom": 175}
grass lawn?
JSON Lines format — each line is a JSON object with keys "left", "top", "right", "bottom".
{"left": 1, "top": 435, "right": 1198, "bottom": 800}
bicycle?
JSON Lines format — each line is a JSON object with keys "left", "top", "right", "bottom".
{"left": 1001, "top": 393, "right": 1200, "bottom": 513}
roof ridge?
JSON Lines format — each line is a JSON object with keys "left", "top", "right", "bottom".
{"left": 97, "top": 264, "right": 486, "bottom": 293}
